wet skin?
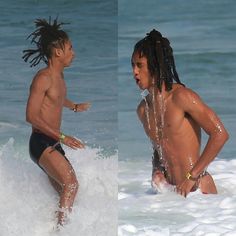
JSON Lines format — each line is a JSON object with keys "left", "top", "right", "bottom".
{"left": 132, "top": 53, "right": 229, "bottom": 197}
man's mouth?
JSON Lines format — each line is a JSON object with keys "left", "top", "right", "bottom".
{"left": 135, "top": 78, "right": 140, "bottom": 85}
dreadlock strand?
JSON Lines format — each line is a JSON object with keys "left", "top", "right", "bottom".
{"left": 22, "top": 17, "right": 69, "bottom": 67}
{"left": 171, "top": 57, "right": 183, "bottom": 85}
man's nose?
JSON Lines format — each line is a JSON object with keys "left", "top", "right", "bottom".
{"left": 133, "top": 66, "right": 138, "bottom": 76}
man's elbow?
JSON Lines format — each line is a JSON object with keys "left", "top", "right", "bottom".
{"left": 218, "top": 129, "right": 229, "bottom": 146}
{"left": 223, "top": 130, "right": 229, "bottom": 143}
{"left": 26, "top": 113, "right": 35, "bottom": 124}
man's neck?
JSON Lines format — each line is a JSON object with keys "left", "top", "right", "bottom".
{"left": 48, "top": 59, "right": 64, "bottom": 75}
{"left": 148, "top": 84, "right": 168, "bottom": 99}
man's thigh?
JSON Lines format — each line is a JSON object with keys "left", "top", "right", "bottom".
{"left": 199, "top": 173, "right": 217, "bottom": 194}
{"left": 39, "top": 147, "right": 76, "bottom": 185}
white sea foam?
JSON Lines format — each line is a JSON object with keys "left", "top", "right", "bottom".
{"left": 0, "top": 138, "right": 117, "bottom": 236}
{"left": 0, "top": 122, "right": 18, "bottom": 131}
{"left": 119, "top": 159, "right": 236, "bottom": 236}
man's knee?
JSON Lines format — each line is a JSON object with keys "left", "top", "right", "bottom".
{"left": 62, "top": 174, "right": 79, "bottom": 194}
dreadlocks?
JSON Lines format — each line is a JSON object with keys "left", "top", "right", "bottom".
{"left": 133, "top": 29, "right": 185, "bottom": 92}
{"left": 22, "top": 17, "right": 69, "bottom": 67}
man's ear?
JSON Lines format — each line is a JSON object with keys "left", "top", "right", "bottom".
{"left": 55, "top": 48, "right": 63, "bottom": 57}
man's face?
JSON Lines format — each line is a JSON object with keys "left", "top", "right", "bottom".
{"left": 62, "top": 40, "right": 75, "bottom": 67}
{"left": 131, "top": 52, "right": 152, "bottom": 90}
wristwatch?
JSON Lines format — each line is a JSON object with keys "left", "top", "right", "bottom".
{"left": 186, "top": 172, "right": 199, "bottom": 181}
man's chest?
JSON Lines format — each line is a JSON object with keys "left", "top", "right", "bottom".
{"left": 46, "top": 80, "right": 66, "bottom": 104}
{"left": 143, "top": 102, "right": 185, "bottom": 140}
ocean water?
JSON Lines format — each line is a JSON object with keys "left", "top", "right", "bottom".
{"left": 0, "top": 0, "right": 117, "bottom": 235}
{"left": 1, "top": 0, "right": 236, "bottom": 235}
{"left": 0, "top": 139, "right": 117, "bottom": 236}
{"left": 119, "top": 0, "right": 236, "bottom": 235}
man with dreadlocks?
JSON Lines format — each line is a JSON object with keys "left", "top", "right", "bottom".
{"left": 23, "top": 18, "right": 90, "bottom": 226}
{"left": 132, "top": 29, "right": 229, "bottom": 197}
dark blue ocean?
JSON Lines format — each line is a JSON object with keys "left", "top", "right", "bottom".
{"left": 118, "top": 0, "right": 236, "bottom": 235}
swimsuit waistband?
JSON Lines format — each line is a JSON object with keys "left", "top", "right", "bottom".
{"left": 32, "top": 128, "right": 43, "bottom": 134}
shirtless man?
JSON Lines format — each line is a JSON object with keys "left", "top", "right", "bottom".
{"left": 23, "top": 18, "right": 90, "bottom": 226}
{"left": 132, "top": 29, "right": 229, "bottom": 197}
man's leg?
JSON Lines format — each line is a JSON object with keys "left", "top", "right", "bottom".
{"left": 48, "top": 176, "right": 62, "bottom": 195}
{"left": 199, "top": 172, "right": 217, "bottom": 194}
{"left": 39, "top": 147, "right": 79, "bottom": 226}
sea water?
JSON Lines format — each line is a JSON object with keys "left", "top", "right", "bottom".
{"left": 0, "top": 139, "right": 117, "bottom": 236}
{"left": 1, "top": 0, "right": 236, "bottom": 235}
{"left": 0, "top": 0, "right": 117, "bottom": 235}
{"left": 119, "top": 0, "right": 236, "bottom": 235}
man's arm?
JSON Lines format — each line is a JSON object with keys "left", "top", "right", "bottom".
{"left": 175, "top": 88, "right": 229, "bottom": 196}
{"left": 64, "top": 98, "right": 91, "bottom": 112}
{"left": 64, "top": 98, "right": 75, "bottom": 110}
{"left": 136, "top": 99, "right": 151, "bottom": 136}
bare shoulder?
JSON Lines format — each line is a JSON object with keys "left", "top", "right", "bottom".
{"left": 136, "top": 99, "right": 146, "bottom": 122}
{"left": 172, "top": 86, "right": 202, "bottom": 109}
{"left": 30, "top": 68, "right": 51, "bottom": 91}
{"left": 172, "top": 86, "right": 200, "bottom": 101}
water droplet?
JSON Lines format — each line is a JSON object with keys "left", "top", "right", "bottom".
{"left": 215, "top": 124, "right": 223, "bottom": 133}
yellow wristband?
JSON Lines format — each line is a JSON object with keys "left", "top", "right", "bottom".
{"left": 186, "top": 172, "right": 198, "bottom": 181}
{"left": 59, "top": 133, "right": 66, "bottom": 142}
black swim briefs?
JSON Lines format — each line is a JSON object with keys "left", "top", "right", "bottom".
{"left": 29, "top": 132, "right": 65, "bottom": 165}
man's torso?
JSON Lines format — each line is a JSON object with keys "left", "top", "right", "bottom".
{"left": 32, "top": 68, "right": 66, "bottom": 132}
{"left": 138, "top": 85, "right": 201, "bottom": 185}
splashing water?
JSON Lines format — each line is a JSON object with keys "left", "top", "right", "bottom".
{"left": 189, "top": 156, "right": 194, "bottom": 168}
{"left": 141, "top": 87, "right": 169, "bottom": 184}
{"left": 119, "top": 158, "right": 236, "bottom": 236}
{"left": 151, "top": 87, "right": 159, "bottom": 143}
{"left": 0, "top": 138, "right": 117, "bottom": 236}
{"left": 151, "top": 87, "right": 167, "bottom": 172}
{"left": 141, "top": 89, "right": 151, "bottom": 131}
{"left": 215, "top": 123, "right": 223, "bottom": 133}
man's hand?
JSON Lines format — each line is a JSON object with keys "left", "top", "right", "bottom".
{"left": 62, "top": 135, "right": 85, "bottom": 149}
{"left": 176, "top": 179, "right": 197, "bottom": 197}
{"left": 73, "top": 102, "right": 91, "bottom": 112}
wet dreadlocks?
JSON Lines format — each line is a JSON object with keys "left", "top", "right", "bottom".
{"left": 22, "top": 17, "right": 69, "bottom": 67}
{"left": 133, "top": 29, "right": 185, "bottom": 92}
